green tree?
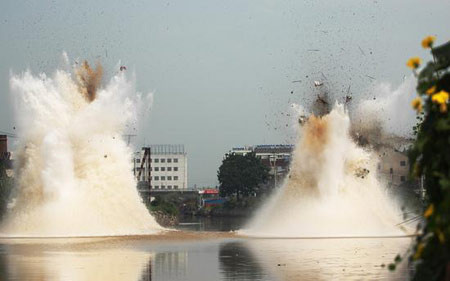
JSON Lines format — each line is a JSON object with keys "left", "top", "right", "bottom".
{"left": 217, "top": 152, "right": 269, "bottom": 200}
{"left": 395, "top": 37, "right": 450, "bottom": 280}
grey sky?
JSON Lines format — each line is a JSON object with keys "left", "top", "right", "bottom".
{"left": 1, "top": 0, "right": 450, "bottom": 187}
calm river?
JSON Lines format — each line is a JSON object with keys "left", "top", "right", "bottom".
{"left": 0, "top": 217, "right": 413, "bottom": 281}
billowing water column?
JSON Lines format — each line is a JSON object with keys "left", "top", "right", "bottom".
{"left": 1, "top": 59, "right": 162, "bottom": 237}
{"left": 242, "top": 104, "right": 407, "bottom": 237}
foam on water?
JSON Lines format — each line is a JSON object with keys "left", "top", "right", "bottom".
{"left": 241, "top": 104, "right": 407, "bottom": 237}
{"left": 1, "top": 59, "right": 163, "bottom": 237}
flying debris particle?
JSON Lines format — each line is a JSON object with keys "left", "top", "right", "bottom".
{"left": 120, "top": 66, "right": 127, "bottom": 71}
{"left": 307, "top": 49, "right": 320, "bottom": 52}
{"left": 104, "top": 154, "right": 108, "bottom": 158}
{"left": 292, "top": 80, "right": 302, "bottom": 83}
{"left": 314, "top": 81, "right": 323, "bottom": 87}
{"left": 358, "top": 45, "right": 366, "bottom": 56}
{"left": 365, "top": 75, "right": 375, "bottom": 80}
{"left": 290, "top": 91, "right": 294, "bottom": 94}
{"left": 317, "top": 94, "right": 329, "bottom": 106}
{"left": 355, "top": 168, "right": 370, "bottom": 179}
{"left": 345, "top": 95, "right": 352, "bottom": 103}
{"left": 298, "top": 115, "right": 307, "bottom": 125}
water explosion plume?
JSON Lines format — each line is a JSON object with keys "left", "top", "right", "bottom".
{"left": 242, "top": 104, "right": 406, "bottom": 237}
{"left": 1, "top": 60, "right": 162, "bottom": 237}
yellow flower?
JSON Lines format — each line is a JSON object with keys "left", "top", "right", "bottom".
{"left": 424, "top": 204, "right": 434, "bottom": 218}
{"left": 413, "top": 242, "right": 424, "bottom": 260}
{"left": 426, "top": 86, "right": 436, "bottom": 96}
{"left": 411, "top": 97, "right": 423, "bottom": 113}
{"left": 422, "top": 35, "right": 436, "bottom": 49}
{"left": 431, "top": 90, "right": 449, "bottom": 113}
{"left": 437, "top": 229, "right": 445, "bottom": 244}
{"left": 407, "top": 57, "right": 422, "bottom": 69}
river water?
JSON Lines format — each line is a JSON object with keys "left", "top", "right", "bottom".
{"left": 0, "top": 217, "right": 413, "bottom": 281}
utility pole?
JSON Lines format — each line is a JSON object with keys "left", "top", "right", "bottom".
{"left": 122, "top": 134, "right": 136, "bottom": 146}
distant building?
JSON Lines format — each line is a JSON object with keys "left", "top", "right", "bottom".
{"left": 134, "top": 144, "right": 188, "bottom": 191}
{"left": 0, "top": 135, "right": 9, "bottom": 160}
{"left": 229, "top": 144, "right": 294, "bottom": 187}
{"left": 377, "top": 147, "right": 410, "bottom": 187}
{"left": 0, "top": 135, "right": 13, "bottom": 177}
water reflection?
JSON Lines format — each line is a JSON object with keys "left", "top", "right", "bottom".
{"left": 0, "top": 244, "right": 152, "bottom": 281}
{"left": 0, "top": 236, "right": 412, "bottom": 281}
{"left": 150, "top": 251, "right": 188, "bottom": 280}
{"left": 244, "top": 238, "right": 413, "bottom": 281}
{"left": 219, "top": 241, "right": 274, "bottom": 281}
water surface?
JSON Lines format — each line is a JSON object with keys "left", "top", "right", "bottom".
{"left": 0, "top": 233, "right": 412, "bottom": 281}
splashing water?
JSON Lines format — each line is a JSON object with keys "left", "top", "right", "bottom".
{"left": 242, "top": 104, "right": 407, "bottom": 237}
{"left": 1, "top": 60, "right": 163, "bottom": 237}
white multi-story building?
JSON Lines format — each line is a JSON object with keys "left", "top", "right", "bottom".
{"left": 134, "top": 144, "right": 187, "bottom": 190}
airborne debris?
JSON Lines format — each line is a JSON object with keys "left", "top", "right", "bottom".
{"left": 298, "top": 115, "right": 307, "bottom": 125}
{"left": 345, "top": 95, "right": 352, "bottom": 103}
{"left": 120, "top": 66, "right": 127, "bottom": 71}
{"left": 317, "top": 95, "right": 329, "bottom": 105}
{"left": 355, "top": 168, "right": 370, "bottom": 179}
{"left": 314, "top": 81, "right": 323, "bottom": 87}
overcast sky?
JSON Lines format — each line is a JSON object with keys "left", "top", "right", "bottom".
{"left": 1, "top": 0, "right": 450, "bottom": 187}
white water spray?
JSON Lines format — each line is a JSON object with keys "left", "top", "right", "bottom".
{"left": 242, "top": 104, "right": 407, "bottom": 237}
{"left": 1, "top": 60, "right": 163, "bottom": 237}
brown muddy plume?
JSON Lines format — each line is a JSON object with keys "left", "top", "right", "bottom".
{"left": 76, "top": 61, "right": 103, "bottom": 102}
{"left": 283, "top": 114, "right": 330, "bottom": 200}
{"left": 242, "top": 105, "right": 407, "bottom": 237}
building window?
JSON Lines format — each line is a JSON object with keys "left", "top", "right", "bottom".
{"left": 150, "top": 176, "right": 152, "bottom": 180}
{"left": 174, "top": 167, "right": 178, "bottom": 171}
{"left": 174, "top": 185, "right": 178, "bottom": 189}
{"left": 167, "top": 159, "right": 172, "bottom": 163}
{"left": 167, "top": 167, "right": 172, "bottom": 171}
{"left": 155, "top": 158, "right": 159, "bottom": 163}
{"left": 390, "top": 168, "right": 393, "bottom": 174}
{"left": 161, "top": 176, "right": 166, "bottom": 180}
{"left": 400, "top": 161, "right": 406, "bottom": 167}
{"left": 155, "top": 167, "right": 159, "bottom": 171}
{"left": 174, "top": 176, "right": 178, "bottom": 180}
{"left": 168, "top": 185, "right": 172, "bottom": 189}
{"left": 174, "top": 158, "right": 178, "bottom": 163}
{"left": 136, "top": 159, "right": 140, "bottom": 163}
{"left": 161, "top": 167, "right": 165, "bottom": 171}
{"left": 161, "top": 159, "right": 166, "bottom": 163}
{"left": 150, "top": 158, "right": 152, "bottom": 162}
{"left": 154, "top": 186, "right": 159, "bottom": 189}
{"left": 168, "top": 176, "right": 172, "bottom": 180}
{"left": 161, "top": 185, "right": 165, "bottom": 189}
{"left": 401, "top": 176, "right": 406, "bottom": 182}
{"left": 154, "top": 176, "right": 159, "bottom": 180}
